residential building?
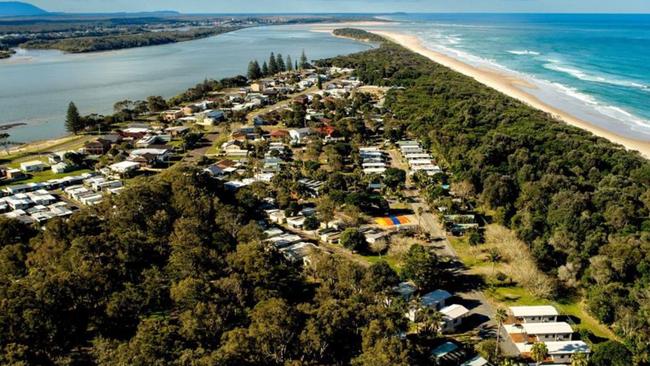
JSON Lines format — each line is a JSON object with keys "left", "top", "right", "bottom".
{"left": 20, "top": 160, "right": 46, "bottom": 173}
{"left": 440, "top": 304, "right": 470, "bottom": 333}
{"left": 518, "top": 341, "right": 590, "bottom": 364}
{"left": 510, "top": 305, "right": 559, "bottom": 323}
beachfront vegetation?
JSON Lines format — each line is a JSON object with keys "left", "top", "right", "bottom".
{"left": 334, "top": 28, "right": 387, "bottom": 43}
{"left": 319, "top": 29, "right": 650, "bottom": 362}
{"left": 247, "top": 51, "right": 309, "bottom": 80}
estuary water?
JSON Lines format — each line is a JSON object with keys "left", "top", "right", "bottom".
{"left": 0, "top": 25, "right": 372, "bottom": 143}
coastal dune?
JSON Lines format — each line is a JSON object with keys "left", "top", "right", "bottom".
{"left": 322, "top": 25, "right": 650, "bottom": 159}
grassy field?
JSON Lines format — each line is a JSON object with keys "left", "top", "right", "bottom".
{"left": 0, "top": 168, "right": 94, "bottom": 188}
{"left": 1, "top": 135, "right": 92, "bottom": 165}
{"left": 448, "top": 226, "right": 616, "bottom": 341}
{"left": 361, "top": 254, "right": 402, "bottom": 272}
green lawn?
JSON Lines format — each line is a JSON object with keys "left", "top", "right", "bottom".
{"left": 1, "top": 168, "right": 93, "bottom": 188}
{"left": 449, "top": 231, "right": 616, "bottom": 341}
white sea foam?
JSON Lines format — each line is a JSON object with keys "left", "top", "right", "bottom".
{"left": 508, "top": 50, "right": 541, "bottom": 56}
{"left": 413, "top": 31, "right": 650, "bottom": 135}
{"left": 541, "top": 80, "right": 650, "bottom": 132}
{"left": 544, "top": 61, "right": 649, "bottom": 91}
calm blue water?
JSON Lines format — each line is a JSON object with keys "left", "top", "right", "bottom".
{"left": 2, "top": 15, "right": 649, "bottom": 143}
{"left": 375, "top": 14, "right": 650, "bottom": 139}
{"left": 0, "top": 26, "right": 372, "bottom": 142}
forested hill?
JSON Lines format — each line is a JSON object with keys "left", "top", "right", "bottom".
{"left": 0, "top": 2, "right": 47, "bottom": 17}
{"left": 319, "top": 29, "right": 650, "bottom": 361}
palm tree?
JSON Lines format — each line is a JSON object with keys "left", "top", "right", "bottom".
{"left": 487, "top": 248, "right": 502, "bottom": 275}
{"left": 494, "top": 307, "right": 508, "bottom": 359}
{"left": 570, "top": 352, "right": 589, "bottom": 366}
{"left": 530, "top": 342, "right": 549, "bottom": 366}
{"left": 416, "top": 306, "right": 443, "bottom": 338}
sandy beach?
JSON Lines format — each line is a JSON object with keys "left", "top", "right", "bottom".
{"left": 323, "top": 25, "right": 650, "bottom": 159}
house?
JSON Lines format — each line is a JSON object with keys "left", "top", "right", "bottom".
{"left": 253, "top": 115, "right": 268, "bottom": 126}
{"left": 128, "top": 148, "right": 170, "bottom": 166}
{"left": 162, "top": 109, "right": 184, "bottom": 122}
{"left": 250, "top": 81, "right": 268, "bottom": 92}
{"left": 108, "top": 161, "right": 140, "bottom": 176}
{"left": 120, "top": 127, "right": 151, "bottom": 139}
{"left": 165, "top": 126, "right": 190, "bottom": 137}
{"left": 270, "top": 129, "right": 289, "bottom": 140}
{"left": 293, "top": 95, "right": 309, "bottom": 105}
{"left": 298, "top": 179, "right": 324, "bottom": 198}
{"left": 84, "top": 139, "right": 112, "bottom": 155}
{"left": 136, "top": 135, "right": 165, "bottom": 148}
{"left": 48, "top": 152, "right": 63, "bottom": 164}
{"left": 264, "top": 227, "right": 285, "bottom": 238}
{"left": 51, "top": 162, "right": 69, "bottom": 174}
{"left": 286, "top": 216, "right": 307, "bottom": 230}
{"left": 266, "top": 209, "right": 287, "bottom": 224}
{"left": 364, "top": 230, "right": 388, "bottom": 244}
{"left": 216, "top": 159, "right": 238, "bottom": 170}
{"left": 289, "top": 128, "right": 312, "bottom": 144}
{"left": 461, "top": 356, "right": 489, "bottom": 366}
{"left": 505, "top": 322, "right": 574, "bottom": 342}
{"left": 6, "top": 168, "right": 25, "bottom": 180}
{"left": 203, "top": 164, "right": 226, "bottom": 178}
{"left": 281, "top": 242, "right": 317, "bottom": 265}
{"left": 422, "top": 289, "right": 452, "bottom": 310}
{"left": 265, "top": 233, "right": 302, "bottom": 249}
{"left": 518, "top": 341, "right": 590, "bottom": 364}
{"left": 182, "top": 105, "right": 200, "bottom": 116}
{"left": 221, "top": 140, "right": 249, "bottom": 157}
{"left": 196, "top": 110, "right": 225, "bottom": 126}
{"left": 394, "top": 282, "right": 417, "bottom": 300}
{"left": 510, "top": 305, "right": 559, "bottom": 324}
{"left": 263, "top": 157, "right": 284, "bottom": 172}
{"left": 20, "top": 160, "right": 46, "bottom": 173}
{"left": 440, "top": 304, "right": 470, "bottom": 333}
{"left": 319, "top": 228, "right": 342, "bottom": 244}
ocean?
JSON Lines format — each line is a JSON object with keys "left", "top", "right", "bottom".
{"left": 373, "top": 14, "right": 650, "bottom": 140}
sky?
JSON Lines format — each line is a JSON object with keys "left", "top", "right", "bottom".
{"left": 26, "top": 0, "right": 650, "bottom": 14}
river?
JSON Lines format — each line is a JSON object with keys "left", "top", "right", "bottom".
{"left": 0, "top": 25, "right": 372, "bottom": 143}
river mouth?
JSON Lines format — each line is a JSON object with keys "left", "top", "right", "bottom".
{"left": 0, "top": 25, "right": 374, "bottom": 143}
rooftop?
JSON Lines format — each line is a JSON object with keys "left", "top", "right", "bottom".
{"left": 440, "top": 304, "right": 470, "bottom": 320}
{"left": 510, "top": 305, "right": 559, "bottom": 318}
{"left": 518, "top": 341, "right": 590, "bottom": 355}
{"left": 431, "top": 342, "right": 458, "bottom": 358}
{"left": 421, "top": 289, "right": 452, "bottom": 307}
{"left": 505, "top": 322, "right": 574, "bottom": 335}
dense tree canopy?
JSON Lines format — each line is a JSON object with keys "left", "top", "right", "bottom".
{"left": 319, "top": 29, "right": 650, "bottom": 362}
{"left": 0, "top": 167, "right": 433, "bottom": 365}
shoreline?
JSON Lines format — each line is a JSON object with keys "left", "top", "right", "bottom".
{"left": 319, "top": 25, "right": 650, "bottom": 159}
{"left": 373, "top": 31, "right": 650, "bottom": 159}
